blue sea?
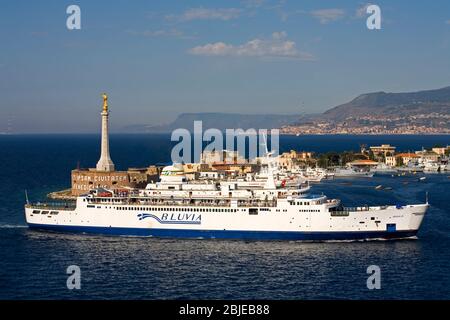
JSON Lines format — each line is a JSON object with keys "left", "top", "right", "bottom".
{"left": 0, "top": 134, "right": 449, "bottom": 299}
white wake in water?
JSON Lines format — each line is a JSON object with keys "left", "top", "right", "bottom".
{"left": 0, "top": 224, "right": 28, "bottom": 229}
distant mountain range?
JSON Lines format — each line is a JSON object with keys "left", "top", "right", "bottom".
{"left": 284, "top": 86, "right": 450, "bottom": 134}
{"left": 122, "top": 113, "right": 303, "bottom": 133}
{"left": 322, "top": 86, "right": 450, "bottom": 122}
{"left": 122, "top": 86, "right": 450, "bottom": 134}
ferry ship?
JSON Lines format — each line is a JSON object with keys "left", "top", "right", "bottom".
{"left": 25, "top": 164, "right": 429, "bottom": 241}
{"left": 23, "top": 95, "right": 429, "bottom": 241}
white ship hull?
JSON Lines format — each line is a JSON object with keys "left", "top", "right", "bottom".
{"left": 25, "top": 199, "right": 428, "bottom": 241}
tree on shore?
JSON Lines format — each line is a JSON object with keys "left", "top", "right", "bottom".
{"left": 317, "top": 151, "right": 366, "bottom": 168}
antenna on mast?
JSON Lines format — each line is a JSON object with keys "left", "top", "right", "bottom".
{"left": 261, "top": 131, "right": 269, "bottom": 156}
{"left": 25, "top": 190, "right": 29, "bottom": 205}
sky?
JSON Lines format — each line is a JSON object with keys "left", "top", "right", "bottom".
{"left": 0, "top": 0, "right": 449, "bottom": 133}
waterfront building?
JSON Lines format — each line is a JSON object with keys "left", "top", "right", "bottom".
{"left": 370, "top": 144, "right": 396, "bottom": 158}
{"left": 346, "top": 159, "right": 379, "bottom": 169}
{"left": 182, "top": 163, "right": 210, "bottom": 180}
{"left": 385, "top": 156, "right": 397, "bottom": 167}
{"left": 261, "top": 150, "right": 314, "bottom": 170}
{"left": 396, "top": 153, "right": 420, "bottom": 165}
{"left": 211, "top": 163, "right": 257, "bottom": 175}
{"left": 71, "top": 168, "right": 157, "bottom": 195}
{"left": 284, "top": 150, "right": 313, "bottom": 160}
{"left": 415, "top": 150, "right": 440, "bottom": 162}
{"left": 201, "top": 150, "right": 246, "bottom": 165}
{"left": 432, "top": 146, "right": 449, "bottom": 156}
{"left": 277, "top": 155, "right": 296, "bottom": 170}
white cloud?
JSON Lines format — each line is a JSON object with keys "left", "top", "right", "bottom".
{"left": 188, "top": 32, "right": 314, "bottom": 60}
{"left": 190, "top": 42, "right": 234, "bottom": 56}
{"left": 167, "top": 8, "right": 242, "bottom": 22}
{"left": 310, "top": 8, "right": 345, "bottom": 24}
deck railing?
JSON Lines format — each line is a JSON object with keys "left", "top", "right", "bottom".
{"left": 85, "top": 199, "right": 279, "bottom": 208}
{"left": 26, "top": 202, "right": 77, "bottom": 211}
{"left": 330, "top": 211, "right": 350, "bottom": 217}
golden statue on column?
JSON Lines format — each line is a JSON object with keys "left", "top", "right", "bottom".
{"left": 102, "top": 93, "right": 108, "bottom": 112}
{"left": 96, "top": 93, "right": 115, "bottom": 172}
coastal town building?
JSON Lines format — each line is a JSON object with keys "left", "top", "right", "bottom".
{"left": 71, "top": 167, "right": 159, "bottom": 195}
{"left": 181, "top": 161, "right": 257, "bottom": 180}
{"left": 211, "top": 163, "right": 256, "bottom": 175}
{"left": 432, "top": 146, "right": 449, "bottom": 155}
{"left": 264, "top": 150, "right": 314, "bottom": 170}
{"left": 277, "top": 158, "right": 294, "bottom": 170}
{"left": 347, "top": 159, "right": 379, "bottom": 169}
{"left": 370, "top": 144, "right": 396, "bottom": 158}
{"left": 284, "top": 150, "right": 314, "bottom": 160}
{"left": 415, "top": 150, "right": 440, "bottom": 162}
{"left": 201, "top": 150, "right": 246, "bottom": 165}
{"left": 385, "top": 156, "right": 397, "bottom": 167}
{"left": 395, "top": 153, "right": 420, "bottom": 165}
{"left": 182, "top": 163, "right": 210, "bottom": 180}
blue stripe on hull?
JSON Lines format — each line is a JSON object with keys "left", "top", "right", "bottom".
{"left": 27, "top": 223, "right": 418, "bottom": 241}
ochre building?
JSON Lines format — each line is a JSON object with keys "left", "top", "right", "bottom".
{"left": 71, "top": 167, "right": 159, "bottom": 195}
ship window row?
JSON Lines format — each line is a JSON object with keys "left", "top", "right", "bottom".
{"left": 299, "top": 209, "right": 320, "bottom": 212}
{"left": 290, "top": 202, "right": 311, "bottom": 206}
{"left": 113, "top": 206, "right": 238, "bottom": 213}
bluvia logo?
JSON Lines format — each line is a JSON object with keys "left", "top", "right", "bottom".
{"left": 137, "top": 213, "right": 201, "bottom": 225}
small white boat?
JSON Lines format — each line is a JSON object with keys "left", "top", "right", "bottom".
{"left": 334, "top": 167, "right": 374, "bottom": 178}
{"left": 371, "top": 163, "right": 397, "bottom": 174}
{"left": 423, "top": 160, "right": 440, "bottom": 173}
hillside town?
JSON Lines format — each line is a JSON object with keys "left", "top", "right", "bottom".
{"left": 280, "top": 115, "right": 450, "bottom": 135}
